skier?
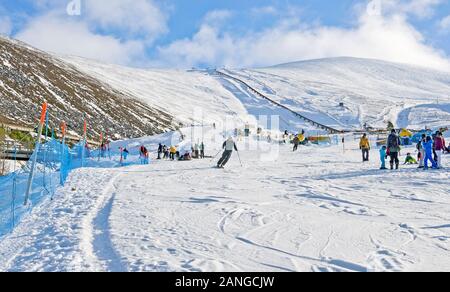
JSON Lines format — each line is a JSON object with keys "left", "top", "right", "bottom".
{"left": 417, "top": 134, "right": 426, "bottom": 168}
{"left": 404, "top": 153, "right": 418, "bottom": 165}
{"left": 379, "top": 146, "right": 387, "bottom": 170}
{"left": 359, "top": 134, "right": 370, "bottom": 162}
{"left": 157, "top": 143, "right": 163, "bottom": 160}
{"left": 422, "top": 136, "right": 437, "bottom": 170}
{"left": 433, "top": 131, "right": 446, "bottom": 169}
{"left": 217, "top": 137, "right": 238, "bottom": 168}
{"left": 387, "top": 129, "right": 401, "bottom": 170}
{"left": 293, "top": 135, "right": 300, "bottom": 152}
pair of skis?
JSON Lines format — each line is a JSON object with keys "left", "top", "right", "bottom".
{"left": 211, "top": 150, "right": 243, "bottom": 168}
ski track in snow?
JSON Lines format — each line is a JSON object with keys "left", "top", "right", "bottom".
{"left": 1, "top": 136, "right": 449, "bottom": 272}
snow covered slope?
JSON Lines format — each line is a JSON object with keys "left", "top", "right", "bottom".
{"left": 225, "top": 57, "right": 450, "bottom": 130}
{"left": 63, "top": 56, "right": 450, "bottom": 134}
{"left": 62, "top": 57, "right": 249, "bottom": 127}
{"left": 1, "top": 131, "right": 449, "bottom": 272}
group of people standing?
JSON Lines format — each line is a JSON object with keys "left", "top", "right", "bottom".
{"left": 157, "top": 142, "right": 206, "bottom": 161}
{"left": 416, "top": 131, "right": 447, "bottom": 170}
{"left": 157, "top": 144, "right": 178, "bottom": 160}
{"left": 359, "top": 130, "right": 448, "bottom": 170}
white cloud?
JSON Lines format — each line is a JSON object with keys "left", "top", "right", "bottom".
{"left": 157, "top": 7, "right": 450, "bottom": 71}
{"left": 0, "top": 16, "right": 12, "bottom": 35}
{"left": 250, "top": 6, "right": 278, "bottom": 16}
{"left": 84, "top": 0, "right": 168, "bottom": 42}
{"left": 439, "top": 15, "right": 450, "bottom": 32}
{"left": 376, "top": 0, "right": 444, "bottom": 18}
{"left": 16, "top": 13, "right": 145, "bottom": 65}
{"left": 203, "top": 10, "right": 234, "bottom": 26}
{"left": 11, "top": 0, "right": 168, "bottom": 65}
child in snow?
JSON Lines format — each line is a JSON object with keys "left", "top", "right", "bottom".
{"left": 404, "top": 153, "right": 417, "bottom": 165}
{"left": 379, "top": 146, "right": 387, "bottom": 170}
{"left": 416, "top": 134, "right": 426, "bottom": 168}
{"left": 422, "top": 136, "right": 437, "bottom": 170}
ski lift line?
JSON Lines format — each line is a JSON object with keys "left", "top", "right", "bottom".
{"left": 215, "top": 70, "right": 345, "bottom": 134}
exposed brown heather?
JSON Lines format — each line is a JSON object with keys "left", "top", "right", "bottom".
{"left": 0, "top": 37, "right": 179, "bottom": 140}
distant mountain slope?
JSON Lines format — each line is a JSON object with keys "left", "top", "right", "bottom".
{"left": 64, "top": 55, "right": 450, "bottom": 135}
{"left": 62, "top": 56, "right": 249, "bottom": 127}
{"left": 226, "top": 57, "right": 450, "bottom": 130}
{"left": 0, "top": 37, "right": 177, "bottom": 139}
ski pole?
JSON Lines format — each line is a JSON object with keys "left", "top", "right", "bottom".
{"left": 236, "top": 151, "right": 243, "bottom": 167}
{"left": 210, "top": 150, "right": 222, "bottom": 162}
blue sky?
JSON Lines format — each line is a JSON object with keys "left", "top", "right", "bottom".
{"left": 1, "top": 0, "right": 450, "bottom": 70}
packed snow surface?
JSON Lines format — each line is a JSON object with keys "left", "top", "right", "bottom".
{"left": 0, "top": 131, "right": 449, "bottom": 272}
{"left": 1, "top": 56, "right": 450, "bottom": 272}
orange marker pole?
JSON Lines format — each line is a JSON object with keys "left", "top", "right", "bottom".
{"left": 25, "top": 102, "right": 48, "bottom": 205}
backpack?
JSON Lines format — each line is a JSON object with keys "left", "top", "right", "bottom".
{"left": 389, "top": 134, "right": 399, "bottom": 148}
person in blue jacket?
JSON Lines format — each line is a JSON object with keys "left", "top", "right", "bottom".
{"left": 422, "top": 136, "right": 437, "bottom": 170}
{"left": 123, "top": 148, "right": 129, "bottom": 160}
{"left": 379, "top": 146, "right": 387, "bottom": 170}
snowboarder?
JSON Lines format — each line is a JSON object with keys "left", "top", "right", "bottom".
{"left": 422, "top": 136, "right": 437, "bottom": 170}
{"left": 404, "top": 153, "right": 417, "bottom": 165}
{"left": 387, "top": 129, "right": 401, "bottom": 170}
{"left": 433, "top": 131, "right": 446, "bottom": 169}
{"left": 379, "top": 146, "right": 387, "bottom": 170}
{"left": 359, "top": 134, "right": 370, "bottom": 162}
{"left": 217, "top": 137, "right": 238, "bottom": 168}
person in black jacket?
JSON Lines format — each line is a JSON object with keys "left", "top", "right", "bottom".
{"left": 387, "top": 129, "right": 401, "bottom": 170}
{"left": 157, "top": 143, "right": 163, "bottom": 160}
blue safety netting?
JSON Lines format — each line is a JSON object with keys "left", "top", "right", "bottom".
{"left": 0, "top": 132, "right": 86, "bottom": 238}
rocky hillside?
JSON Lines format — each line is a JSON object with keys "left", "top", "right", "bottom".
{"left": 0, "top": 37, "right": 178, "bottom": 140}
